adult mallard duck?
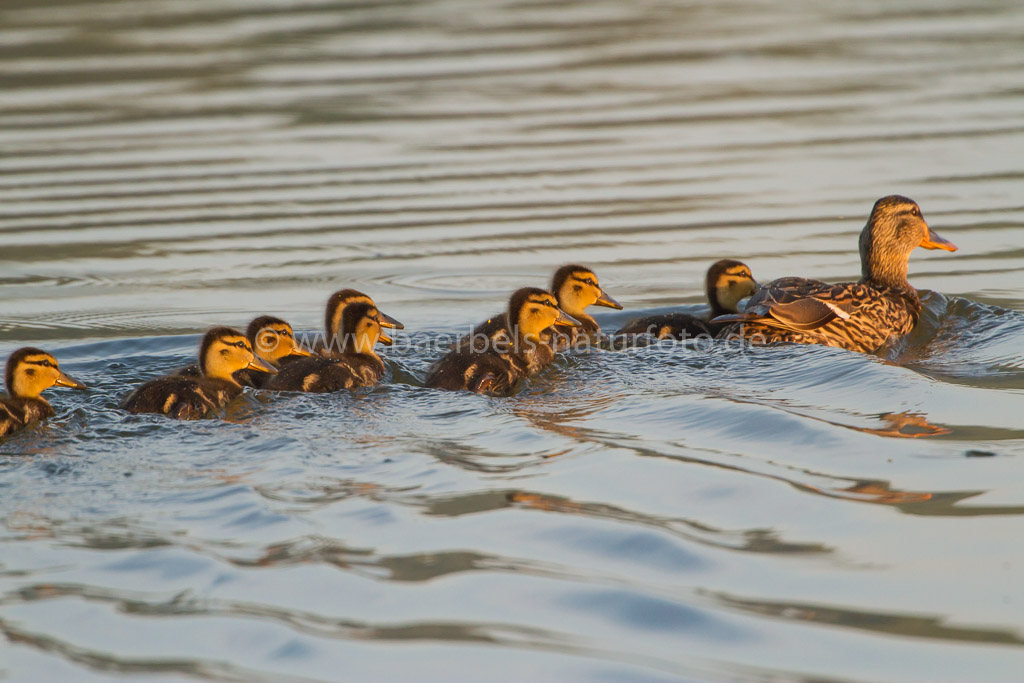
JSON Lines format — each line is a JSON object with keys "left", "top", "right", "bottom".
{"left": 715, "top": 195, "right": 957, "bottom": 353}
{"left": 267, "top": 302, "right": 392, "bottom": 392}
{"left": 1, "top": 348, "right": 86, "bottom": 438}
{"left": 122, "top": 327, "right": 277, "bottom": 419}
{"left": 426, "top": 287, "right": 580, "bottom": 395}
{"left": 314, "top": 289, "right": 402, "bottom": 358}
{"left": 615, "top": 259, "right": 757, "bottom": 340}
{"left": 177, "top": 315, "right": 312, "bottom": 388}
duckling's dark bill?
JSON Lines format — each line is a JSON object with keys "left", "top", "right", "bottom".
{"left": 378, "top": 332, "right": 394, "bottom": 346}
{"left": 378, "top": 311, "right": 404, "bottom": 329}
{"left": 247, "top": 356, "right": 278, "bottom": 374}
{"left": 596, "top": 290, "right": 623, "bottom": 309}
{"left": 54, "top": 370, "right": 87, "bottom": 390}
{"left": 920, "top": 228, "right": 957, "bottom": 251}
{"left": 555, "top": 311, "right": 582, "bottom": 327}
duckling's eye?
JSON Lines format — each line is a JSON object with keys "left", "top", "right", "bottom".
{"left": 911, "top": 207, "right": 920, "bottom": 217}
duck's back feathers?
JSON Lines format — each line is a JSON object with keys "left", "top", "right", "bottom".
{"left": 425, "top": 346, "right": 523, "bottom": 395}
{"left": 716, "top": 277, "right": 920, "bottom": 352}
{"left": 0, "top": 399, "right": 23, "bottom": 437}
{"left": 615, "top": 313, "right": 716, "bottom": 340}
{"left": 267, "top": 354, "right": 384, "bottom": 393}
{"left": 428, "top": 325, "right": 550, "bottom": 395}
{"left": 122, "top": 375, "right": 241, "bottom": 419}
{"left": 0, "top": 396, "right": 52, "bottom": 437}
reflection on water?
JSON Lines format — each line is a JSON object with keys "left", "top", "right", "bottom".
{"left": 2, "top": 0, "right": 1024, "bottom": 680}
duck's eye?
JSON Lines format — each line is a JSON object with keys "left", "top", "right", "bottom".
{"left": 911, "top": 207, "right": 920, "bottom": 217}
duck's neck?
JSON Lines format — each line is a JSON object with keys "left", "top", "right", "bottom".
{"left": 859, "top": 224, "right": 914, "bottom": 290}
{"left": 860, "top": 249, "right": 911, "bottom": 290}
{"left": 559, "top": 304, "right": 599, "bottom": 334}
{"left": 708, "top": 290, "right": 730, "bottom": 318}
{"left": 9, "top": 376, "right": 44, "bottom": 401}
{"left": 341, "top": 334, "right": 378, "bottom": 358}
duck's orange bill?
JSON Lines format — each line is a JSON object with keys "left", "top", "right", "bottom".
{"left": 920, "top": 227, "right": 957, "bottom": 251}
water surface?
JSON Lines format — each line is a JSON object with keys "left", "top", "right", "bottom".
{"left": 2, "top": 0, "right": 1024, "bottom": 681}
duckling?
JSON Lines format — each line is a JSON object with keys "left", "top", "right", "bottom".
{"left": 549, "top": 264, "right": 622, "bottom": 347}
{"left": 267, "top": 302, "right": 391, "bottom": 392}
{"left": 122, "top": 327, "right": 277, "bottom": 419}
{"left": 1, "top": 348, "right": 86, "bottom": 438}
{"left": 313, "top": 289, "right": 402, "bottom": 358}
{"left": 426, "top": 287, "right": 580, "bottom": 395}
{"left": 177, "top": 316, "right": 312, "bottom": 388}
{"left": 715, "top": 195, "right": 957, "bottom": 353}
{"left": 615, "top": 259, "right": 757, "bottom": 340}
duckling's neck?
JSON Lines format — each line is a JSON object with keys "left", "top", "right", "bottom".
{"left": 342, "top": 334, "right": 378, "bottom": 358}
{"left": 9, "top": 376, "right": 45, "bottom": 401}
{"left": 557, "top": 302, "right": 599, "bottom": 334}
{"left": 199, "top": 361, "right": 242, "bottom": 387}
{"left": 708, "top": 290, "right": 731, "bottom": 318}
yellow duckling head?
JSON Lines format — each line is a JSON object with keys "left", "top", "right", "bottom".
{"left": 510, "top": 287, "right": 580, "bottom": 342}
{"left": 860, "top": 195, "right": 957, "bottom": 287}
{"left": 247, "top": 316, "right": 312, "bottom": 366}
{"left": 550, "top": 264, "right": 622, "bottom": 321}
{"left": 325, "top": 289, "right": 403, "bottom": 344}
{"left": 340, "top": 302, "right": 392, "bottom": 355}
{"left": 5, "top": 347, "right": 86, "bottom": 400}
{"left": 705, "top": 259, "right": 758, "bottom": 316}
{"left": 199, "top": 327, "right": 276, "bottom": 383}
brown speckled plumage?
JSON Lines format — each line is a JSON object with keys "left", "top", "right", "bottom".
{"left": 716, "top": 196, "right": 956, "bottom": 353}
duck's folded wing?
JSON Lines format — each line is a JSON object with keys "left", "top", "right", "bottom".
{"left": 714, "top": 279, "right": 853, "bottom": 332}
{"left": 767, "top": 297, "right": 852, "bottom": 330}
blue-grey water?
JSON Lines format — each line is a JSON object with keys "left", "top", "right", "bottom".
{"left": 2, "top": 0, "right": 1024, "bottom": 681}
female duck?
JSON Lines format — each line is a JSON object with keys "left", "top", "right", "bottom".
{"left": 315, "top": 289, "right": 402, "bottom": 358}
{"left": 715, "top": 195, "right": 956, "bottom": 353}
{"left": 615, "top": 259, "right": 757, "bottom": 340}
{"left": 268, "top": 302, "right": 391, "bottom": 392}
{"left": 178, "top": 315, "right": 311, "bottom": 388}
{"left": 426, "top": 287, "right": 580, "bottom": 395}
{"left": 122, "top": 327, "right": 276, "bottom": 419}
{"left": 1, "top": 348, "right": 86, "bottom": 437}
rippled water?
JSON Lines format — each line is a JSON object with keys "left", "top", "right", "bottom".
{"left": 2, "top": 0, "right": 1024, "bottom": 680}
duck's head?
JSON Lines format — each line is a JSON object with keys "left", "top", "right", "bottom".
{"left": 339, "top": 302, "right": 392, "bottom": 355}
{"left": 247, "top": 316, "right": 312, "bottom": 366}
{"left": 509, "top": 287, "right": 580, "bottom": 342}
{"left": 550, "top": 265, "right": 622, "bottom": 319}
{"left": 325, "top": 289, "right": 403, "bottom": 342}
{"left": 860, "top": 195, "right": 957, "bottom": 287}
{"left": 5, "top": 347, "right": 86, "bottom": 400}
{"left": 705, "top": 259, "right": 758, "bottom": 315}
{"left": 199, "top": 327, "right": 276, "bottom": 383}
